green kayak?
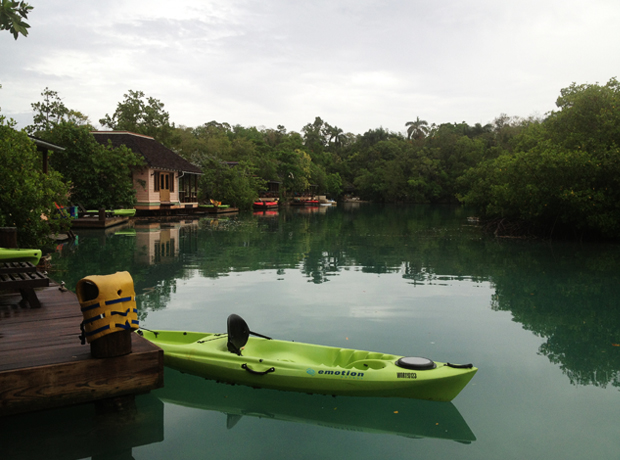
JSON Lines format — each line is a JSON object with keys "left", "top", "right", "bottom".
{"left": 139, "top": 314, "right": 477, "bottom": 402}
{"left": 0, "top": 247, "right": 42, "bottom": 265}
{"left": 86, "top": 209, "right": 136, "bottom": 216}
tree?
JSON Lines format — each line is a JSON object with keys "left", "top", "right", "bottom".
{"left": 325, "top": 125, "right": 345, "bottom": 149}
{"left": 99, "top": 90, "right": 174, "bottom": 146}
{"left": 459, "top": 79, "right": 620, "bottom": 238}
{"left": 277, "top": 149, "right": 312, "bottom": 195}
{"left": 27, "top": 87, "right": 69, "bottom": 134}
{"left": 405, "top": 117, "right": 429, "bottom": 140}
{"left": 302, "top": 116, "right": 328, "bottom": 157}
{"left": 0, "top": 116, "right": 70, "bottom": 246}
{"left": 27, "top": 87, "right": 92, "bottom": 135}
{"left": 545, "top": 78, "right": 620, "bottom": 153}
{"left": 43, "top": 122, "right": 144, "bottom": 209}
{"left": 199, "top": 159, "right": 264, "bottom": 210}
{"left": 0, "top": 0, "right": 32, "bottom": 39}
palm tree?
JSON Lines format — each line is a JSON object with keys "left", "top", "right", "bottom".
{"left": 405, "top": 117, "right": 429, "bottom": 140}
{"left": 328, "top": 126, "right": 345, "bottom": 148}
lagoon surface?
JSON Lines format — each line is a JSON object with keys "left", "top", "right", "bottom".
{"left": 3, "top": 204, "right": 620, "bottom": 459}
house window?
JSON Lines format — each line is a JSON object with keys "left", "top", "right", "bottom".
{"left": 179, "top": 173, "right": 199, "bottom": 203}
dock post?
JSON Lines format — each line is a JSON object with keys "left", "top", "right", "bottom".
{"left": 90, "top": 329, "right": 132, "bottom": 358}
{"left": 0, "top": 227, "right": 18, "bottom": 248}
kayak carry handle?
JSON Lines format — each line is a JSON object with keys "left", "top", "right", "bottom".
{"left": 242, "top": 363, "right": 275, "bottom": 375}
{"left": 446, "top": 363, "right": 474, "bottom": 369}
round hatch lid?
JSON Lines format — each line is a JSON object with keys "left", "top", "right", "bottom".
{"left": 396, "top": 356, "right": 437, "bottom": 370}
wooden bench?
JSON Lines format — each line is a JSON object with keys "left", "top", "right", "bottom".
{"left": 0, "top": 262, "right": 50, "bottom": 308}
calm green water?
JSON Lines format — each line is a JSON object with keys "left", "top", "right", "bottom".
{"left": 3, "top": 204, "right": 620, "bottom": 459}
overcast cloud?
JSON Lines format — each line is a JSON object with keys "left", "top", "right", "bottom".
{"left": 1, "top": 0, "right": 619, "bottom": 135}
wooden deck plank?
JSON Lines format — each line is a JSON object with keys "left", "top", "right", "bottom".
{"left": 0, "top": 328, "right": 81, "bottom": 350}
{"left": 0, "top": 305, "right": 81, "bottom": 323}
{"left": 0, "top": 271, "right": 50, "bottom": 289}
{"left": 0, "top": 284, "right": 163, "bottom": 416}
{"left": 0, "top": 262, "right": 37, "bottom": 274}
{"left": 0, "top": 333, "right": 157, "bottom": 371}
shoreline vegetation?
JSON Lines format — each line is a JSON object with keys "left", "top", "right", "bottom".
{"left": 2, "top": 78, "right": 619, "bottom": 245}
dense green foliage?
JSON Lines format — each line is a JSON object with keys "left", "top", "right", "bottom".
{"left": 0, "top": 116, "right": 70, "bottom": 246}
{"left": 168, "top": 115, "right": 514, "bottom": 206}
{"left": 460, "top": 78, "right": 620, "bottom": 238}
{"left": 198, "top": 158, "right": 264, "bottom": 210}
{"left": 5, "top": 77, "right": 618, "bottom": 242}
{"left": 105, "top": 79, "right": 618, "bottom": 238}
{"left": 25, "top": 89, "right": 145, "bottom": 210}
{"left": 42, "top": 122, "right": 145, "bottom": 209}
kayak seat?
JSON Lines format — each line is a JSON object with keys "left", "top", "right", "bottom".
{"left": 227, "top": 314, "right": 273, "bottom": 356}
{"left": 332, "top": 349, "right": 397, "bottom": 368}
{"left": 227, "top": 314, "right": 250, "bottom": 355}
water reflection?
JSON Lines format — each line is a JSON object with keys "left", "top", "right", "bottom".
{"left": 0, "top": 394, "right": 163, "bottom": 460}
{"left": 487, "top": 241, "right": 620, "bottom": 390}
{"left": 159, "top": 368, "right": 476, "bottom": 443}
{"left": 49, "top": 205, "right": 620, "bottom": 392}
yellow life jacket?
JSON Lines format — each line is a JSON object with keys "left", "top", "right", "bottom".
{"left": 76, "top": 271, "right": 139, "bottom": 344}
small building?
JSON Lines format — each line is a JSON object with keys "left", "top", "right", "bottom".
{"left": 92, "top": 131, "right": 202, "bottom": 212}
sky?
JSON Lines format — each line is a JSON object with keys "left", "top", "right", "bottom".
{"left": 1, "top": 0, "right": 619, "bottom": 136}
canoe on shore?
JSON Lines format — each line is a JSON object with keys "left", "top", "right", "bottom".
{"left": 139, "top": 314, "right": 477, "bottom": 402}
{"left": 86, "top": 209, "right": 136, "bottom": 217}
{"left": 0, "top": 248, "right": 42, "bottom": 265}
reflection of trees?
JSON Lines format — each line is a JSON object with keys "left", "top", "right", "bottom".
{"left": 52, "top": 206, "right": 620, "bottom": 390}
{"left": 51, "top": 224, "right": 197, "bottom": 322}
{"left": 191, "top": 207, "right": 620, "bottom": 389}
{"left": 488, "top": 242, "right": 620, "bottom": 389}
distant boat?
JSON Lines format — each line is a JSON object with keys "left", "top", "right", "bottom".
{"left": 253, "top": 199, "right": 279, "bottom": 209}
{"left": 291, "top": 197, "right": 319, "bottom": 206}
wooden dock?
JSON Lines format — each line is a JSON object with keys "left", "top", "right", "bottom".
{"left": 0, "top": 283, "right": 163, "bottom": 417}
{"left": 71, "top": 215, "right": 130, "bottom": 228}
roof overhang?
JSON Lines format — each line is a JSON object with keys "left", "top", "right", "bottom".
{"left": 29, "top": 136, "right": 65, "bottom": 152}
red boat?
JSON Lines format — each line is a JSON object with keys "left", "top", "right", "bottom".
{"left": 253, "top": 200, "right": 279, "bottom": 209}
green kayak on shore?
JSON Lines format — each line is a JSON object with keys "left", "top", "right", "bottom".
{"left": 0, "top": 248, "right": 42, "bottom": 265}
{"left": 139, "top": 314, "right": 477, "bottom": 402}
{"left": 86, "top": 209, "right": 136, "bottom": 217}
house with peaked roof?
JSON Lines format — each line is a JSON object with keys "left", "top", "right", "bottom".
{"left": 91, "top": 131, "right": 202, "bottom": 212}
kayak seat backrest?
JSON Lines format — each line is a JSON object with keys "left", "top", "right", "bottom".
{"left": 227, "top": 314, "right": 250, "bottom": 355}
